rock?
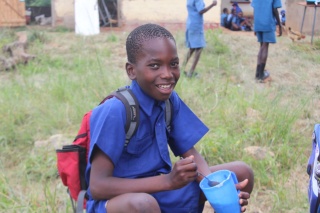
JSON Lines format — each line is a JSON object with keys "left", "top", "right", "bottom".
{"left": 34, "top": 134, "right": 71, "bottom": 150}
{"left": 244, "top": 146, "right": 274, "bottom": 160}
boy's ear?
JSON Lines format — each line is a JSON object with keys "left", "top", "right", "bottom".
{"left": 126, "top": 62, "right": 136, "bottom": 80}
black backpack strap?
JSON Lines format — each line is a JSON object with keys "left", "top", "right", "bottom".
{"left": 109, "top": 87, "right": 140, "bottom": 147}
{"left": 164, "top": 99, "right": 173, "bottom": 132}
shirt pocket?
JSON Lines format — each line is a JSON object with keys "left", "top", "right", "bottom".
{"left": 126, "top": 134, "right": 153, "bottom": 155}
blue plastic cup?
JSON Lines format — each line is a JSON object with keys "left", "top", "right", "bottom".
{"left": 199, "top": 170, "right": 241, "bottom": 213}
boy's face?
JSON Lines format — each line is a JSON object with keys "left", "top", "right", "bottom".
{"left": 126, "top": 37, "right": 180, "bottom": 101}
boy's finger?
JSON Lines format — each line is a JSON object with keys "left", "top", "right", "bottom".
{"left": 235, "top": 179, "right": 248, "bottom": 190}
{"left": 180, "top": 155, "right": 194, "bottom": 162}
{"left": 238, "top": 191, "right": 250, "bottom": 199}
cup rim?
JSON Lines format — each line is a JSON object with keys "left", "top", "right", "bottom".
{"left": 199, "top": 170, "right": 231, "bottom": 189}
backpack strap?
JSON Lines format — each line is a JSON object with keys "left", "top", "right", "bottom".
{"left": 108, "top": 87, "right": 140, "bottom": 147}
{"left": 164, "top": 99, "right": 173, "bottom": 132}
{"left": 101, "top": 87, "right": 172, "bottom": 146}
{"left": 76, "top": 190, "right": 87, "bottom": 213}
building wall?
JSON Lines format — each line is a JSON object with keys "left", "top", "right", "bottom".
{"left": 121, "top": 0, "right": 220, "bottom": 25}
{"left": 220, "top": 1, "right": 253, "bottom": 18}
{"left": 0, "top": 0, "right": 26, "bottom": 27}
{"left": 51, "top": 0, "right": 75, "bottom": 28}
{"left": 286, "top": 0, "right": 320, "bottom": 34}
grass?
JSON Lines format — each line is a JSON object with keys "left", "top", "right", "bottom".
{"left": 0, "top": 26, "right": 319, "bottom": 212}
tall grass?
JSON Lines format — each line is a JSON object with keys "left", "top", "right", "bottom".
{"left": 0, "top": 26, "right": 319, "bottom": 212}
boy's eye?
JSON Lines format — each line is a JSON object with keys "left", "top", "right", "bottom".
{"left": 171, "top": 62, "right": 179, "bottom": 67}
{"left": 149, "top": 64, "right": 159, "bottom": 69}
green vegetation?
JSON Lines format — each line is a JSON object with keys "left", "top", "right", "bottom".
{"left": 0, "top": 27, "right": 319, "bottom": 212}
{"left": 26, "top": 0, "right": 51, "bottom": 7}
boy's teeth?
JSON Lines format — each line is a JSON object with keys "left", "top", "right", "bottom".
{"left": 159, "top": 85, "right": 170, "bottom": 88}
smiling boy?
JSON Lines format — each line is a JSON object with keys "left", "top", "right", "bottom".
{"left": 85, "top": 23, "right": 254, "bottom": 213}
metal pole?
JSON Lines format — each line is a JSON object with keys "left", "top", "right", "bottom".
{"left": 311, "top": 6, "right": 317, "bottom": 44}
{"left": 300, "top": 5, "right": 307, "bottom": 33}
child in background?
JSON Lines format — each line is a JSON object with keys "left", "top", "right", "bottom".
{"left": 231, "top": 2, "right": 242, "bottom": 14}
{"left": 85, "top": 23, "right": 254, "bottom": 213}
{"left": 224, "top": 8, "right": 236, "bottom": 29}
{"left": 280, "top": 10, "right": 286, "bottom": 26}
{"left": 220, "top": 8, "right": 229, "bottom": 27}
{"left": 183, "top": 0, "right": 218, "bottom": 78}
{"left": 252, "top": 0, "right": 282, "bottom": 82}
{"left": 231, "top": 11, "right": 253, "bottom": 31}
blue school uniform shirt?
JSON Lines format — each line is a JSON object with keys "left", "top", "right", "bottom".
{"left": 186, "top": 0, "right": 205, "bottom": 32}
{"left": 85, "top": 80, "right": 209, "bottom": 212}
{"left": 185, "top": 0, "right": 206, "bottom": 48}
{"left": 251, "top": 0, "right": 282, "bottom": 32}
{"left": 220, "top": 13, "right": 228, "bottom": 26}
{"left": 232, "top": 16, "right": 244, "bottom": 27}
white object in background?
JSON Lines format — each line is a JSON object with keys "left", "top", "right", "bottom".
{"left": 75, "top": 0, "right": 100, "bottom": 36}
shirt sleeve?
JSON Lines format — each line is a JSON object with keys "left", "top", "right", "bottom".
{"left": 168, "top": 92, "right": 209, "bottom": 156}
{"left": 273, "top": 0, "right": 282, "bottom": 8}
{"left": 195, "top": 0, "right": 205, "bottom": 13}
{"left": 251, "top": 0, "right": 255, "bottom": 8}
{"left": 89, "top": 97, "right": 126, "bottom": 165}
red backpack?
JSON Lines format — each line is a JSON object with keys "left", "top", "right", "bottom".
{"left": 56, "top": 87, "right": 172, "bottom": 213}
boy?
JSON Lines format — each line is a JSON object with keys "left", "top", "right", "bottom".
{"left": 183, "top": 0, "right": 217, "bottom": 78}
{"left": 252, "top": 0, "right": 282, "bottom": 83}
{"left": 86, "top": 23, "right": 254, "bottom": 213}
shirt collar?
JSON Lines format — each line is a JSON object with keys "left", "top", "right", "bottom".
{"left": 130, "top": 80, "right": 165, "bottom": 116}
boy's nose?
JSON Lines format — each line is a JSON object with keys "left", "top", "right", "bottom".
{"left": 161, "top": 66, "right": 174, "bottom": 78}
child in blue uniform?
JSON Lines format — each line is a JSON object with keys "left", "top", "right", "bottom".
{"left": 85, "top": 23, "right": 254, "bottom": 213}
{"left": 183, "top": 0, "right": 217, "bottom": 78}
{"left": 231, "top": 11, "right": 252, "bottom": 31}
{"left": 251, "top": 0, "right": 282, "bottom": 83}
{"left": 220, "top": 8, "right": 229, "bottom": 27}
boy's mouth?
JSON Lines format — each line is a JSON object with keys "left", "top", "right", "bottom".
{"left": 157, "top": 84, "right": 172, "bottom": 89}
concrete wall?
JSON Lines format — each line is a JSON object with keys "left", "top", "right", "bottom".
{"left": 51, "top": 0, "right": 75, "bottom": 29}
{"left": 121, "top": 0, "right": 221, "bottom": 25}
{"left": 52, "top": 0, "right": 223, "bottom": 29}
{"left": 220, "top": 1, "right": 253, "bottom": 17}
{"left": 286, "top": 0, "right": 320, "bottom": 34}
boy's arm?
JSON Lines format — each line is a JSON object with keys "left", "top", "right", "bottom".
{"left": 199, "top": 0, "right": 217, "bottom": 14}
{"left": 90, "top": 147, "right": 198, "bottom": 200}
{"left": 273, "top": 8, "right": 282, "bottom": 36}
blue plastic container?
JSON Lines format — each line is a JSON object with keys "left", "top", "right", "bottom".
{"left": 199, "top": 170, "right": 241, "bottom": 213}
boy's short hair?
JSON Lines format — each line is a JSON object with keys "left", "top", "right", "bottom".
{"left": 223, "top": 8, "right": 228, "bottom": 13}
{"left": 126, "top": 23, "right": 175, "bottom": 64}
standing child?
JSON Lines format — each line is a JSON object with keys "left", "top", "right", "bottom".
{"left": 251, "top": 0, "right": 282, "bottom": 83}
{"left": 85, "top": 23, "right": 254, "bottom": 213}
{"left": 183, "top": 0, "right": 217, "bottom": 78}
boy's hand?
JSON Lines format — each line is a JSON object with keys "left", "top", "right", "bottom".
{"left": 236, "top": 179, "right": 251, "bottom": 212}
{"left": 278, "top": 25, "right": 282, "bottom": 37}
{"left": 167, "top": 155, "right": 198, "bottom": 189}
